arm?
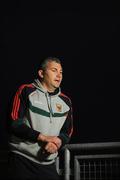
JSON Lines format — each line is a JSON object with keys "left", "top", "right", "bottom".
{"left": 10, "top": 85, "right": 40, "bottom": 142}
{"left": 58, "top": 101, "right": 73, "bottom": 147}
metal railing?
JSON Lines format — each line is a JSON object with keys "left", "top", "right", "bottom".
{"left": 0, "top": 142, "right": 120, "bottom": 180}
{"left": 56, "top": 142, "right": 120, "bottom": 180}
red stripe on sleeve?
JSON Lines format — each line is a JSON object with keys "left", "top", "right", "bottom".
{"left": 69, "top": 127, "right": 73, "bottom": 137}
{"left": 11, "top": 84, "right": 33, "bottom": 120}
{"left": 11, "top": 90, "right": 21, "bottom": 120}
{"left": 60, "top": 93, "right": 70, "bottom": 99}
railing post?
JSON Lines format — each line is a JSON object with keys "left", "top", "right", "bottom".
{"left": 55, "top": 156, "right": 60, "bottom": 175}
{"left": 64, "top": 148, "right": 70, "bottom": 180}
{"left": 74, "top": 157, "right": 80, "bottom": 180}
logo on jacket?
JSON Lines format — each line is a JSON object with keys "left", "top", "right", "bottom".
{"left": 56, "top": 103, "right": 62, "bottom": 112}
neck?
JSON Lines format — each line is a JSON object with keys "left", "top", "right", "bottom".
{"left": 41, "top": 82, "right": 55, "bottom": 93}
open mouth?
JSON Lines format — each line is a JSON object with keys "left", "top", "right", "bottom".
{"left": 55, "top": 79, "right": 60, "bottom": 83}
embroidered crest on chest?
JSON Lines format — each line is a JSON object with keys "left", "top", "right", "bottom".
{"left": 56, "top": 103, "right": 62, "bottom": 112}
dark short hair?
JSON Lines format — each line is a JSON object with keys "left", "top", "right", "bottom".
{"left": 38, "top": 57, "right": 62, "bottom": 71}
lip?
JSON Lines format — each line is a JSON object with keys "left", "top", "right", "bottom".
{"left": 55, "top": 80, "right": 60, "bottom": 83}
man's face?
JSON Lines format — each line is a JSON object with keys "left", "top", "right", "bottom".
{"left": 39, "top": 61, "right": 63, "bottom": 92}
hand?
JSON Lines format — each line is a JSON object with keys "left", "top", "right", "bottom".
{"left": 44, "top": 142, "right": 58, "bottom": 154}
{"left": 38, "top": 134, "right": 62, "bottom": 149}
{"left": 48, "top": 136, "right": 62, "bottom": 149}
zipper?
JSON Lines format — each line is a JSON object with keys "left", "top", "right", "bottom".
{"left": 45, "top": 93, "right": 53, "bottom": 123}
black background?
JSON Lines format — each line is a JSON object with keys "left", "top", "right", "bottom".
{"left": 0, "top": 1, "right": 120, "bottom": 151}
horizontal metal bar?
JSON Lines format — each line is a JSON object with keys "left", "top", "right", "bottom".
{"left": 63, "top": 142, "right": 120, "bottom": 150}
{"left": 74, "top": 154, "right": 120, "bottom": 159}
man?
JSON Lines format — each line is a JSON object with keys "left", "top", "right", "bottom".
{"left": 8, "top": 57, "right": 73, "bottom": 180}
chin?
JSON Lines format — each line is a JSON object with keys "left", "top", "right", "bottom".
{"left": 54, "top": 85, "right": 59, "bottom": 89}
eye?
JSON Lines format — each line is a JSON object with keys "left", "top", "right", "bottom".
{"left": 52, "top": 69, "right": 56, "bottom": 72}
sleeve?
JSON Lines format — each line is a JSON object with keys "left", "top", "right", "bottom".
{"left": 58, "top": 99, "right": 73, "bottom": 147}
{"left": 10, "top": 85, "right": 40, "bottom": 142}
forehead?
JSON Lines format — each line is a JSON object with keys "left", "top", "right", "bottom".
{"left": 46, "top": 61, "right": 62, "bottom": 70}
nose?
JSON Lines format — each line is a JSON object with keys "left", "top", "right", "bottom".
{"left": 57, "top": 72, "right": 62, "bottom": 78}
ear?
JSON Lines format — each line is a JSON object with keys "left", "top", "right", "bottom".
{"left": 38, "top": 70, "right": 44, "bottom": 79}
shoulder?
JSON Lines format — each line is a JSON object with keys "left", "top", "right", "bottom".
{"left": 17, "top": 83, "right": 35, "bottom": 95}
{"left": 59, "top": 92, "right": 72, "bottom": 106}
